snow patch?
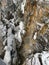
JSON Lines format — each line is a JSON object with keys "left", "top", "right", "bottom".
{"left": 21, "top": 0, "right": 26, "bottom": 14}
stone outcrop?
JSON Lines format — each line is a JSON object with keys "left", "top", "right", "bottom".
{"left": 0, "top": 0, "right": 49, "bottom": 65}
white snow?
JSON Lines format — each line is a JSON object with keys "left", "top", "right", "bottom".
{"left": 21, "top": 0, "right": 26, "bottom": 14}
{"left": 4, "top": 46, "right": 11, "bottom": 65}
{"left": 7, "top": 28, "right": 14, "bottom": 46}
{"left": 19, "top": 21, "right": 25, "bottom": 30}
{"left": 15, "top": 21, "right": 25, "bottom": 43}
{"left": 3, "top": 38, "right": 7, "bottom": 45}
{"left": 15, "top": 31, "right": 22, "bottom": 43}
{"left": 25, "top": 51, "right": 49, "bottom": 65}
{"left": 13, "top": 0, "right": 17, "bottom": 4}
{"left": 32, "top": 53, "right": 40, "bottom": 65}
{"left": 33, "top": 32, "right": 37, "bottom": 40}
{"left": 36, "top": 22, "right": 44, "bottom": 27}
{"left": 41, "top": 51, "right": 49, "bottom": 65}
{"left": 36, "top": 22, "right": 44, "bottom": 30}
{"left": 26, "top": 58, "right": 32, "bottom": 65}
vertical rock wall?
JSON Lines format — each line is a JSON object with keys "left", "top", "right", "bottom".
{"left": 0, "top": 0, "right": 49, "bottom": 65}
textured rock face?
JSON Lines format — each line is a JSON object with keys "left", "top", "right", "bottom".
{"left": 20, "top": 0, "right": 49, "bottom": 56}
{"left": 19, "top": 0, "right": 49, "bottom": 65}
{"left": 0, "top": 0, "right": 49, "bottom": 65}
{"left": 22, "top": 51, "right": 49, "bottom": 65}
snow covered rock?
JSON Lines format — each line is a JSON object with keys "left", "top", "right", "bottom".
{"left": 4, "top": 46, "right": 12, "bottom": 65}
{"left": 21, "top": 0, "right": 26, "bottom": 14}
{"left": 15, "top": 21, "right": 25, "bottom": 43}
{"left": 23, "top": 51, "right": 49, "bottom": 65}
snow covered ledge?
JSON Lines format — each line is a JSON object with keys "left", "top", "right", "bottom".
{"left": 24, "top": 51, "right": 49, "bottom": 65}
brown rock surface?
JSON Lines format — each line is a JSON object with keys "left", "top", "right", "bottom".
{"left": 19, "top": 0, "right": 49, "bottom": 61}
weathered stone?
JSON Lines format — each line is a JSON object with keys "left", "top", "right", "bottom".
{"left": 0, "top": 0, "right": 49, "bottom": 65}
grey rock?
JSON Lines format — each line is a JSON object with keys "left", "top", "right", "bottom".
{"left": 0, "top": 58, "right": 6, "bottom": 65}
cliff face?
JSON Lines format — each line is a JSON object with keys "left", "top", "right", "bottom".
{"left": 0, "top": 0, "right": 49, "bottom": 65}
{"left": 20, "top": 0, "right": 49, "bottom": 56}
{"left": 19, "top": 0, "right": 49, "bottom": 65}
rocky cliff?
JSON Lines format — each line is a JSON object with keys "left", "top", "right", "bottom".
{"left": 0, "top": 0, "right": 49, "bottom": 65}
